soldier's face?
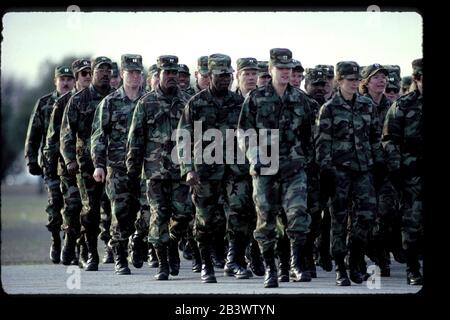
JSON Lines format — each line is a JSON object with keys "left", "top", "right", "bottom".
{"left": 149, "top": 73, "right": 160, "bottom": 90}
{"left": 93, "top": 64, "right": 112, "bottom": 87}
{"left": 257, "top": 75, "right": 271, "bottom": 87}
{"left": 77, "top": 68, "right": 92, "bottom": 89}
{"left": 55, "top": 76, "right": 75, "bottom": 95}
{"left": 367, "top": 72, "right": 387, "bottom": 95}
{"left": 384, "top": 87, "right": 400, "bottom": 102}
{"left": 211, "top": 73, "right": 232, "bottom": 92}
{"left": 238, "top": 69, "right": 258, "bottom": 91}
{"left": 270, "top": 67, "right": 292, "bottom": 86}
{"left": 160, "top": 70, "right": 178, "bottom": 90}
{"left": 110, "top": 76, "right": 121, "bottom": 89}
{"left": 196, "top": 71, "right": 210, "bottom": 90}
{"left": 122, "top": 70, "right": 142, "bottom": 89}
{"left": 178, "top": 72, "right": 190, "bottom": 89}
{"left": 290, "top": 71, "right": 304, "bottom": 88}
{"left": 324, "top": 78, "right": 334, "bottom": 96}
{"left": 307, "top": 82, "right": 327, "bottom": 101}
{"left": 340, "top": 78, "right": 360, "bottom": 94}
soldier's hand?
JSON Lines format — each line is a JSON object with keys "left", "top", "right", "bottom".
{"left": 93, "top": 168, "right": 106, "bottom": 183}
{"left": 28, "top": 163, "right": 43, "bottom": 176}
{"left": 66, "top": 161, "right": 79, "bottom": 175}
{"left": 186, "top": 171, "right": 200, "bottom": 186}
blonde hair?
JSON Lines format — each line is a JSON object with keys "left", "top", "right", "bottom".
{"left": 358, "top": 78, "right": 369, "bottom": 95}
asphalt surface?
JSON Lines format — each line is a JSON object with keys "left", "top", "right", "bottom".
{"left": 1, "top": 258, "right": 422, "bottom": 295}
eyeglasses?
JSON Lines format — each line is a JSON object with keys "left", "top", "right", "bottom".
{"left": 80, "top": 70, "right": 91, "bottom": 77}
{"left": 385, "top": 87, "right": 400, "bottom": 94}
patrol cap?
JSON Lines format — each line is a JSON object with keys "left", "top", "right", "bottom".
{"left": 55, "top": 65, "right": 74, "bottom": 78}
{"left": 305, "top": 67, "right": 328, "bottom": 84}
{"left": 148, "top": 64, "right": 160, "bottom": 75}
{"left": 292, "top": 59, "right": 304, "bottom": 73}
{"left": 257, "top": 61, "right": 270, "bottom": 76}
{"left": 386, "top": 72, "right": 401, "bottom": 89}
{"left": 178, "top": 64, "right": 190, "bottom": 75}
{"left": 401, "top": 76, "right": 412, "bottom": 87}
{"left": 92, "top": 56, "right": 113, "bottom": 70}
{"left": 385, "top": 65, "right": 401, "bottom": 78}
{"left": 336, "top": 61, "right": 361, "bottom": 80}
{"left": 121, "top": 54, "right": 143, "bottom": 71}
{"left": 236, "top": 57, "right": 258, "bottom": 71}
{"left": 412, "top": 58, "right": 423, "bottom": 76}
{"left": 157, "top": 55, "right": 179, "bottom": 71}
{"left": 361, "top": 63, "right": 389, "bottom": 80}
{"left": 111, "top": 62, "right": 120, "bottom": 76}
{"left": 197, "top": 56, "right": 209, "bottom": 75}
{"left": 72, "top": 59, "right": 91, "bottom": 74}
{"left": 315, "top": 64, "right": 334, "bottom": 78}
{"left": 208, "top": 54, "right": 234, "bottom": 75}
{"left": 269, "top": 48, "right": 294, "bottom": 68}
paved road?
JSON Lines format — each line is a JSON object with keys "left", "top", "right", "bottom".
{"left": 1, "top": 259, "right": 422, "bottom": 295}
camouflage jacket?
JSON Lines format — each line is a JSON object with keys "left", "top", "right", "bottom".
{"left": 43, "top": 89, "right": 76, "bottom": 177}
{"left": 364, "top": 93, "right": 392, "bottom": 132}
{"left": 182, "top": 86, "right": 196, "bottom": 96}
{"left": 177, "top": 87, "right": 246, "bottom": 180}
{"left": 91, "top": 86, "right": 145, "bottom": 171}
{"left": 382, "top": 89, "right": 422, "bottom": 176}
{"left": 127, "top": 86, "right": 191, "bottom": 180}
{"left": 24, "top": 90, "right": 59, "bottom": 168}
{"left": 238, "top": 83, "right": 313, "bottom": 178}
{"left": 315, "top": 90, "right": 384, "bottom": 172}
{"left": 60, "top": 84, "right": 113, "bottom": 173}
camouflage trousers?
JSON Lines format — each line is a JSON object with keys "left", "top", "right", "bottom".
{"left": 330, "top": 169, "right": 376, "bottom": 257}
{"left": 59, "top": 174, "right": 82, "bottom": 236}
{"left": 252, "top": 169, "right": 311, "bottom": 254}
{"left": 105, "top": 167, "right": 140, "bottom": 247}
{"left": 99, "top": 190, "right": 112, "bottom": 243}
{"left": 135, "top": 179, "right": 151, "bottom": 239}
{"left": 400, "top": 178, "right": 423, "bottom": 250}
{"left": 76, "top": 169, "right": 104, "bottom": 236}
{"left": 305, "top": 168, "right": 324, "bottom": 250}
{"left": 147, "top": 179, "right": 193, "bottom": 248}
{"left": 43, "top": 176, "right": 63, "bottom": 233}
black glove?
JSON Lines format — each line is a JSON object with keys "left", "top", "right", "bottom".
{"left": 28, "top": 163, "right": 43, "bottom": 176}
{"left": 372, "top": 162, "right": 388, "bottom": 191}
{"left": 319, "top": 168, "right": 336, "bottom": 200}
{"left": 388, "top": 169, "right": 404, "bottom": 193}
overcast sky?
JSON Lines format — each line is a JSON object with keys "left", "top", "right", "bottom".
{"left": 1, "top": 10, "right": 422, "bottom": 87}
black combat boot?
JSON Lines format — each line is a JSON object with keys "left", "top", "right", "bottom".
{"left": 199, "top": 244, "right": 217, "bottom": 283}
{"left": 188, "top": 238, "right": 202, "bottom": 273}
{"left": 130, "top": 233, "right": 145, "bottom": 268}
{"left": 406, "top": 246, "right": 423, "bottom": 285}
{"left": 154, "top": 245, "right": 170, "bottom": 280}
{"left": 334, "top": 254, "right": 351, "bottom": 286}
{"left": 348, "top": 242, "right": 364, "bottom": 284}
{"left": 112, "top": 241, "right": 131, "bottom": 275}
{"left": 302, "top": 236, "right": 317, "bottom": 278}
{"left": 61, "top": 231, "right": 77, "bottom": 265}
{"left": 182, "top": 237, "right": 193, "bottom": 260}
{"left": 102, "top": 239, "right": 114, "bottom": 264}
{"left": 148, "top": 243, "right": 159, "bottom": 268}
{"left": 84, "top": 233, "right": 99, "bottom": 271}
{"left": 290, "top": 242, "right": 312, "bottom": 282}
{"left": 49, "top": 230, "right": 61, "bottom": 264}
{"left": 71, "top": 240, "right": 80, "bottom": 265}
{"left": 211, "top": 236, "right": 226, "bottom": 269}
{"left": 168, "top": 238, "right": 181, "bottom": 276}
{"left": 375, "top": 243, "right": 391, "bottom": 277}
{"left": 248, "top": 238, "right": 265, "bottom": 277}
{"left": 276, "top": 236, "right": 290, "bottom": 282}
{"left": 224, "top": 240, "right": 249, "bottom": 279}
{"left": 262, "top": 248, "right": 278, "bottom": 288}
{"left": 78, "top": 235, "right": 88, "bottom": 268}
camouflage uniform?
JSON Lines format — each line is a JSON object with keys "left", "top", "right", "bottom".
{"left": 315, "top": 62, "right": 384, "bottom": 282}
{"left": 382, "top": 59, "right": 423, "bottom": 284}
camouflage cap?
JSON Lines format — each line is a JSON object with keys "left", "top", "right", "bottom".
{"left": 361, "top": 63, "right": 389, "bottom": 80}
{"left": 208, "top": 53, "right": 234, "bottom": 75}
{"left": 148, "top": 64, "right": 160, "bottom": 75}
{"left": 401, "top": 76, "right": 412, "bottom": 87}
{"left": 197, "top": 56, "right": 209, "bottom": 75}
{"left": 55, "top": 65, "right": 74, "bottom": 78}
{"left": 121, "top": 54, "right": 143, "bottom": 71}
{"left": 157, "top": 55, "right": 179, "bottom": 71}
{"left": 305, "top": 67, "right": 328, "bottom": 84}
{"left": 178, "top": 64, "right": 190, "bottom": 75}
{"left": 336, "top": 61, "right": 361, "bottom": 80}
{"left": 92, "top": 56, "right": 113, "bottom": 70}
{"left": 269, "top": 48, "right": 294, "bottom": 68}
{"left": 412, "top": 58, "right": 423, "bottom": 75}
{"left": 111, "top": 62, "right": 120, "bottom": 76}
{"left": 72, "top": 59, "right": 91, "bottom": 74}
{"left": 292, "top": 59, "right": 304, "bottom": 73}
{"left": 384, "top": 65, "right": 401, "bottom": 78}
{"left": 386, "top": 72, "right": 401, "bottom": 89}
{"left": 236, "top": 57, "right": 258, "bottom": 71}
{"left": 257, "top": 61, "right": 270, "bottom": 76}
{"left": 315, "top": 64, "right": 334, "bottom": 78}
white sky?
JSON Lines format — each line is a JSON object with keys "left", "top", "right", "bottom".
{"left": 1, "top": 10, "right": 422, "bottom": 87}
